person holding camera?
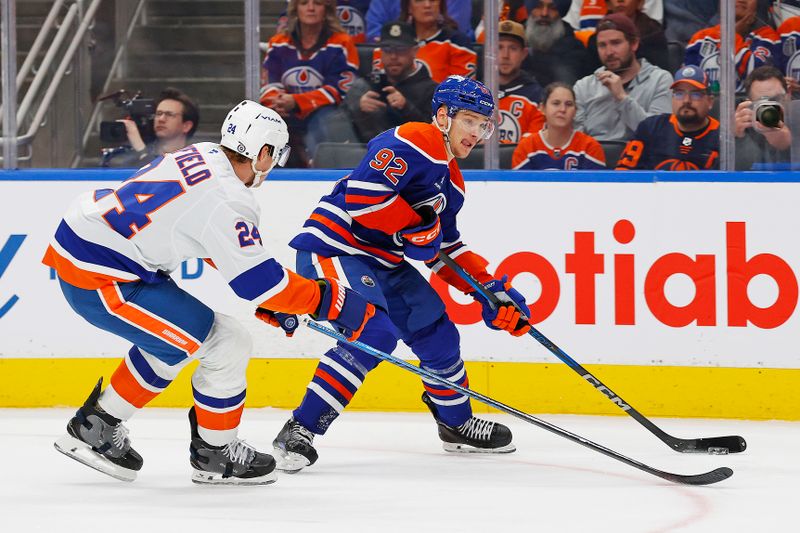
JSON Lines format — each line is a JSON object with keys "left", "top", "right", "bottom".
{"left": 106, "top": 88, "right": 199, "bottom": 167}
{"left": 346, "top": 21, "right": 437, "bottom": 142}
{"left": 735, "top": 65, "right": 792, "bottom": 170}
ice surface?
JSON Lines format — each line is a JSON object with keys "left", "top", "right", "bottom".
{"left": 0, "top": 408, "right": 796, "bottom": 532}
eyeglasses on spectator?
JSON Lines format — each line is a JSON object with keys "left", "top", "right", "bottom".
{"left": 155, "top": 110, "right": 183, "bottom": 119}
{"left": 671, "top": 90, "right": 708, "bottom": 101}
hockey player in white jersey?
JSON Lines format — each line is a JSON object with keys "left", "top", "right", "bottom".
{"left": 45, "top": 100, "right": 375, "bottom": 485}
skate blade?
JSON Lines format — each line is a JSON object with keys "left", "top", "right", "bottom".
{"left": 191, "top": 469, "right": 277, "bottom": 486}
{"left": 442, "top": 442, "right": 517, "bottom": 454}
{"left": 272, "top": 447, "right": 311, "bottom": 474}
{"left": 54, "top": 434, "right": 137, "bottom": 482}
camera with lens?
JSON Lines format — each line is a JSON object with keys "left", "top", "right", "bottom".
{"left": 370, "top": 70, "right": 392, "bottom": 102}
{"left": 98, "top": 90, "right": 156, "bottom": 144}
{"left": 753, "top": 96, "right": 784, "bottom": 129}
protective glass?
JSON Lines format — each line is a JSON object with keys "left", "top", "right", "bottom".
{"left": 453, "top": 114, "right": 495, "bottom": 140}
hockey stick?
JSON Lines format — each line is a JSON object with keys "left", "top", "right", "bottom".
{"left": 436, "top": 251, "right": 747, "bottom": 455}
{"left": 305, "top": 319, "right": 732, "bottom": 486}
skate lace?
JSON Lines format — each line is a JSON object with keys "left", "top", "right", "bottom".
{"left": 458, "top": 418, "right": 495, "bottom": 442}
{"left": 222, "top": 439, "right": 256, "bottom": 466}
{"left": 112, "top": 424, "right": 130, "bottom": 450}
{"left": 290, "top": 422, "right": 315, "bottom": 445}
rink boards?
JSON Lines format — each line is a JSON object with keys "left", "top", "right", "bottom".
{"left": 1, "top": 169, "right": 798, "bottom": 419}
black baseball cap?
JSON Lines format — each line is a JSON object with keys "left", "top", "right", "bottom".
{"left": 379, "top": 22, "right": 417, "bottom": 48}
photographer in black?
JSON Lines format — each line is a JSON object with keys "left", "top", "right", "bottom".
{"left": 345, "top": 22, "right": 437, "bottom": 142}
{"left": 735, "top": 66, "right": 792, "bottom": 170}
{"left": 102, "top": 87, "right": 199, "bottom": 167}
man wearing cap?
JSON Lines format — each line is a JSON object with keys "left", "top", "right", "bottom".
{"left": 497, "top": 20, "right": 544, "bottom": 143}
{"left": 573, "top": 12, "right": 673, "bottom": 143}
{"left": 616, "top": 65, "right": 719, "bottom": 170}
{"left": 346, "top": 21, "right": 437, "bottom": 142}
{"left": 585, "top": 0, "right": 670, "bottom": 72}
{"left": 524, "top": 0, "right": 593, "bottom": 87}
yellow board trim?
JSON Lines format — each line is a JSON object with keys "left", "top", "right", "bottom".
{"left": 2, "top": 358, "right": 798, "bottom": 420}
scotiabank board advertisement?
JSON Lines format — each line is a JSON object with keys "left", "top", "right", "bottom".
{"left": 1, "top": 171, "right": 799, "bottom": 369}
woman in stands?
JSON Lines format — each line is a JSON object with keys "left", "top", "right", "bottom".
{"left": 394, "top": 0, "right": 477, "bottom": 83}
{"left": 261, "top": 0, "right": 359, "bottom": 167}
{"left": 512, "top": 82, "right": 606, "bottom": 170}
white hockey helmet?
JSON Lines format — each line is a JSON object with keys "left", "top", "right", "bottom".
{"left": 220, "top": 100, "right": 291, "bottom": 187}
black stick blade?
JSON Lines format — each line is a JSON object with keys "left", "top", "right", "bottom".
{"left": 672, "top": 436, "right": 747, "bottom": 454}
{"left": 662, "top": 466, "right": 734, "bottom": 486}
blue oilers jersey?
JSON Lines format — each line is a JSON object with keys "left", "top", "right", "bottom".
{"left": 290, "top": 122, "right": 466, "bottom": 268}
{"left": 263, "top": 30, "right": 358, "bottom": 118}
{"left": 337, "top": 0, "right": 369, "bottom": 43}
{"left": 616, "top": 114, "right": 720, "bottom": 170}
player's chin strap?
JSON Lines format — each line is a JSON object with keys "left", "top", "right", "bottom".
{"left": 435, "top": 115, "right": 455, "bottom": 160}
{"left": 249, "top": 159, "right": 270, "bottom": 188}
{"left": 249, "top": 145, "right": 280, "bottom": 188}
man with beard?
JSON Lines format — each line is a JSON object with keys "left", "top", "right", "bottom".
{"left": 523, "top": 0, "right": 592, "bottom": 87}
{"left": 497, "top": 20, "right": 544, "bottom": 143}
{"left": 616, "top": 66, "right": 719, "bottom": 170}
{"left": 586, "top": 0, "right": 670, "bottom": 72}
{"left": 346, "top": 22, "right": 437, "bottom": 142}
{"left": 574, "top": 12, "right": 672, "bottom": 143}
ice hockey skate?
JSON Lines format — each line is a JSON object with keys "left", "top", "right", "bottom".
{"left": 422, "top": 392, "right": 516, "bottom": 453}
{"left": 272, "top": 418, "right": 318, "bottom": 473}
{"left": 188, "top": 407, "right": 276, "bottom": 485}
{"left": 53, "top": 378, "right": 143, "bottom": 482}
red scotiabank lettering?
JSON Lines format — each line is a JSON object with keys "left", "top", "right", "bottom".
{"left": 431, "top": 220, "right": 798, "bottom": 329}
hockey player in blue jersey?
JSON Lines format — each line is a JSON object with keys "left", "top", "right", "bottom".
{"left": 268, "top": 75, "right": 532, "bottom": 473}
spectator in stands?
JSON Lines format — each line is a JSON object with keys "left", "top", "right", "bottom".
{"left": 735, "top": 65, "right": 793, "bottom": 169}
{"left": 512, "top": 82, "right": 605, "bottom": 169}
{"left": 336, "top": 0, "right": 370, "bottom": 43}
{"left": 616, "top": 65, "right": 719, "bottom": 170}
{"left": 523, "top": 0, "right": 593, "bottom": 87}
{"left": 261, "top": 0, "right": 359, "bottom": 167}
{"left": 778, "top": 15, "right": 800, "bottom": 94}
{"left": 376, "top": 0, "right": 476, "bottom": 83}
{"left": 475, "top": 0, "right": 529, "bottom": 43}
{"left": 110, "top": 87, "right": 199, "bottom": 167}
{"left": 574, "top": 13, "right": 673, "bottom": 142}
{"left": 564, "top": 0, "right": 663, "bottom": 40}
{"left": 586, "top": 0, "right": 670, "bottom": 72}
{"left": 366, "top": 0, "right": 473, "bottom": 41}
{"left": 496, "top": 20, "right": 545, "bottom": 143}
{"left": 346, "top": 22, "right": 437, "bottom": 142}
{"left": 685, "top": 0, "right": 781, "bottom": 92}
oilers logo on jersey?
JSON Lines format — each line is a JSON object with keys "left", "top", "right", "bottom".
{"left": 497, "top": 108, "right": 523, "bottom": 143}
{"left": 412, "top": 193, "right": 447, "bottom": 214}
{"left": 337, "top": 6, "right": 365, "bottom": 40}
{"left": 282, "top": 66, "right": 326, "bottom": 93}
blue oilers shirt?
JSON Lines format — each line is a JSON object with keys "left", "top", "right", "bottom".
{"left": 615, "top": 114, "right": 720, "bottom": 170}
{"left": 685, "top": 25, "right": 781, "bottom": 91}
{"left": 289, "top": 122, "right": 495, "bottom": 291}
{"left": 337, "top": 0, "right": 369, "bottom": 43}
{"left": 262, "top": 28, "right": 359, "bottom": 118}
